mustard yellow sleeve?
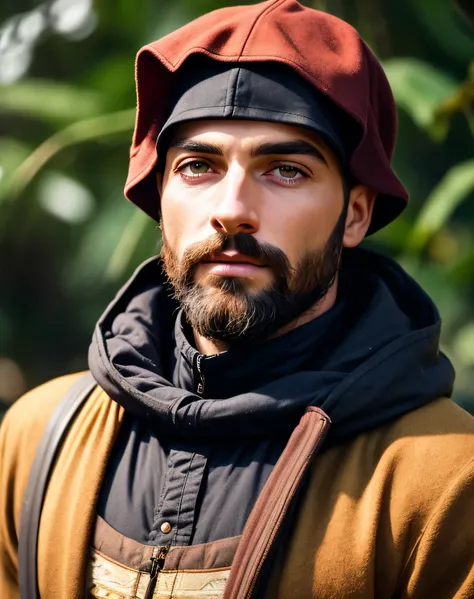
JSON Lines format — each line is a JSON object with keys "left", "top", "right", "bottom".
{"left": 0, "top": 408, "right": 21, "bottom": 599}
{"left": 400, "top": 457, "right": 474, "bottom": 598}
{"left": 0, "top": 373, "right": 84, "bottom": 599}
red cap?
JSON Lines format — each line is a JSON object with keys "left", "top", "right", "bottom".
{"left": 126, "top": 0, "right": 409, "bottom": 234}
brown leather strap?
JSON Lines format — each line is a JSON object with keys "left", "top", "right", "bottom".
{"left": 19, "top": 372, "right": 96, "bottom": 599}
{"left": 224, "top": 407, "right": 331, "bottom": 599}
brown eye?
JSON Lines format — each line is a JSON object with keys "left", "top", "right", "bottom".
{"left": 266, "top": 164, "right": 307, "bottom": 186}
{"left": 278, "top": 166, "right": 299, "bottom": 178}
{"left": 188, "top": 161, "right": 209, "bottom": 174}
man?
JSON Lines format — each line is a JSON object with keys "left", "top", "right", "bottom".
{"left": 1, "top": 1, "right": 473, "bottom": 597}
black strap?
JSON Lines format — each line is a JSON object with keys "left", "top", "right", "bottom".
{"left": 19, "top": 372, "right": 97, "bottom": 599}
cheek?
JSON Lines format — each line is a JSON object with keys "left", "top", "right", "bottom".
{"left": 160, "top": 190, "right": 183, "bottom": 250}
{"left": 262, "top": 184, "right": 342, "bottom": 265}
{"left": 160, "top": 183, "right": 208, "bottom": 259}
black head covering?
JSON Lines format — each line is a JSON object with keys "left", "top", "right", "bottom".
{"left": 156, "top": 57, "right": 361, "bottom": 170}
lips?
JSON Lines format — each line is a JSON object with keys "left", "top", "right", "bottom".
{"left": 202, "top": 251, "right": 266, "bottom": 267}
{"left": 199, "top": 251, "right": 268, "bottom": 277}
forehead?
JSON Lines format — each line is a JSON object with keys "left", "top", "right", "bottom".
{"left": 168, "top": 119, "right": 336, "bottom": 160}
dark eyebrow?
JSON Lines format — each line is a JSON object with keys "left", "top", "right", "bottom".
{"left": 169, "top": 139, "right": 224, "bottom": 155}
{"left": 252, "top": 140, "right": 327, "bottom": 164}
{"left": 169, "top": 137, "right": 327, "bottom": 165}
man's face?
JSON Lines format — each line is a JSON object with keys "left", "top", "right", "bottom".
{"left": 159, "top": 119, "right": 354, "bottom": 344}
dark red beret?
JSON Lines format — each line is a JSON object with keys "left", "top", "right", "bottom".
{"left": 126, "top": 0, "right": 408, "bottom": 234}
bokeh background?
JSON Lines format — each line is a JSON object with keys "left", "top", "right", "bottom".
{"left": 0, "top": 0, "right": 473, "bottom": 418}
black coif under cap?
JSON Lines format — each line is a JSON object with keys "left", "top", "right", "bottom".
{"left": 156, "top": 56, "right": 362, "bottom": 170}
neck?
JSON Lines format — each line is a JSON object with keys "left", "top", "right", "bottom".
{"left": 193, "top": 277, "right": 339, "bottom": 356}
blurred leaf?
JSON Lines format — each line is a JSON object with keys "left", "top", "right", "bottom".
{"left": 434, "top": 77, "right": 474, "bottom": 138}
{"left": 399, "top": 254, "right": 466, "bottom": 332}
{"left": 383, "top": 58, "right": 458, "bottom": 139}
{"left": 1, "top": 109, "right": 135, "bottom": 202}
{"left": 38, "top": 171, "right": 95, "bottom": 223}
{"left": 85, "top": 55, "right": 136, "bottom": 108}
{"left": 0, "top": 137, "right": 31, "bottom": 200}
{"left": 428, "top": 228, "right": 460, "bottom": 265}
{"left": 107, "top": 209, "right": 151, "bottom": 282}
{"left": 454, "top": 0, "right": 474, "bottom": 27}
{"left": 411, "top": 0, "right": 474, "bottom": 62}
{"left": 449, "top": 246, "right": 474, "bottom": 284}
{"left": 68, "top": 195, "right": 135, "bottom": 289}
{"left": 369, "top": 214, "right": 413, "bottom": 252}
{"left": 0, "top": 79, "right": 105, "bottom": 124}
{"left": 408, "top": 159, "right": 474, "bottom": 251}
{"left": 397, "top": 255, "right": 470, "bottom": 342}
{"left": 453, "top": 322, "right": 474, "bottom": 366}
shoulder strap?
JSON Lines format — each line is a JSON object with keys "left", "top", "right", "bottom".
{"left": 19, "top": 372, "right": 97, "bottom": 599}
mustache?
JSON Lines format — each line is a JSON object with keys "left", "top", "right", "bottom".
{"left": 179, "top": 232, "right": 292, "bottom": 281}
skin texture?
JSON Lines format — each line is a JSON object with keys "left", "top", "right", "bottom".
{"left": 157, "top": 119, "right": 375, "bottom": 355}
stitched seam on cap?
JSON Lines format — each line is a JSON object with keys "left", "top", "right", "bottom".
{"left": 238, "top": 0, "right": 285, "bottom": 60}
{"left": 231, "top": 67, "right": 242, "bottom": 117}
{"left": 225, "top": 69, "right": 239, "bottom": 118}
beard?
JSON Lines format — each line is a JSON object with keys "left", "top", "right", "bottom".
{"left": 161, "top": 206, "right": 347, "bottom": 346}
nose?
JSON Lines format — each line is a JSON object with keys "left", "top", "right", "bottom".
{"left": 209, "top": 166, "right": 259, "bottom": 236}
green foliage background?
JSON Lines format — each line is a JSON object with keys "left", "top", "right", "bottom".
{"left": 0, "top": 0, "right": 473, "bottom": 415}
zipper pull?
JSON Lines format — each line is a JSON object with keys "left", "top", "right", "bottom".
{"left": 195, "top": 354, "right": 206, "bottom": 396}
{"left": 144, "top": 545, "right": 169, "bottom": 599}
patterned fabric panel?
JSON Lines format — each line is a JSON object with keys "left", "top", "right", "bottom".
{"left": 88, "top": 549, "right": 230, "bottom": 599}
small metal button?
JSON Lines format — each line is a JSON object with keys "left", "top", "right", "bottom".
{"left": 160, "top": 522, "right": 172, "bottom": 534}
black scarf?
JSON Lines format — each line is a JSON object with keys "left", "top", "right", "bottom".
{"left": 89, "top": 248, "right": 454, "bottom": 443}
